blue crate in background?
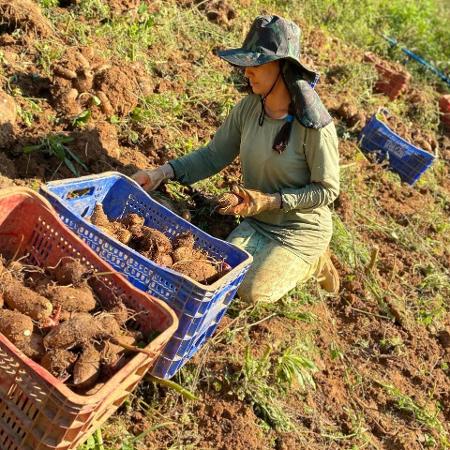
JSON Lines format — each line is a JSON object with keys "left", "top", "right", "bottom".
{"left": 359, "top": 114, "right": 436, "bottom": 185}
{"left": 40, "top": 172, "right": 252, "bottom": 379}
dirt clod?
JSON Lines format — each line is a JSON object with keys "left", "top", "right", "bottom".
{"left": 0, "top": 0, "right": 53, "bottom": 37}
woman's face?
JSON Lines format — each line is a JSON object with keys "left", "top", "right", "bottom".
{"left": 244, "top": 61, "right": 280, "bottom": 96}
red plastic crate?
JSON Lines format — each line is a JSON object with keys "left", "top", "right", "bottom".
{"left": 0, "top": 188, "right": 178, "bottom": 450}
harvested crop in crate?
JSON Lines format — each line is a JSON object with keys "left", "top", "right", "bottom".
{"left": 89, "top": 204, "right": 229, "bottom": 284}
{"left": 0, "top": 254, "right": 162, "bottom": 394}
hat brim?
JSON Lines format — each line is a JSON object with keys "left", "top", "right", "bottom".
{"left": 218, "top": 48, "right": 319, "bottom": 86}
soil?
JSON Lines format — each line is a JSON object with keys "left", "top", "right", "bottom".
{"left": 0, "top": 0, "right": 53, "bottom": 38}
{"left": 0, "top": 90, "right": 17, "bottom": 149}
{"left": 50, "top": 47, "right": 152, "bottom": 118}
{"left": 179, "top": 0, "right": 237, "bottom": 28}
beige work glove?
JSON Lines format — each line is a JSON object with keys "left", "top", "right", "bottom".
{"left": 132, "top": 163, "right": 174, "bottom": 192}
{"left": 217, "top": 185, "right": 281, "bottom": 217}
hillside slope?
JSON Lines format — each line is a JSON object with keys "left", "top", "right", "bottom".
{"left": 0, "top": 1, "right": 449, "bottom": 449}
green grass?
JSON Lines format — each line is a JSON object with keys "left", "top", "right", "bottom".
{"left": 380, "top": 382, "right": 450, "bottom": 448}
{"left": 297, "top": 0, "right": 450, "bottom": 85}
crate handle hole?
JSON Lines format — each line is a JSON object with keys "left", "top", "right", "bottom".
{"left": 81, "top": 206, "right": 90, "bottom": 218}
{"left": 65, "top": 187, "right": 94, "bottom": 200}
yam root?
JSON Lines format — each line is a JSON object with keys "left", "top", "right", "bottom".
{"left": 44, "top": 285, "right": 96, "bottom": 313}
{"left": 0, "top": 309, "right": 33, "bottom": 349}
{"left": 41, "top": 348, "right": 77, "bottom": 378}
{"left": 216, "top": 192, "right": 241, "bottom": 209}
{"left": 53, "top": 257, "right": 89, "bottom": 285}
{"left": 120, "top": 213, "right": 144, "bottom": 228}
{"left": 173, "top": 232, "right": 195, "bottom": 249}
{"left": 138, "top": 227, "right": 172, "bottom": 254}
{"left": 3, "top": 278, "right": 53, "bottom": 320}
{"left": 172, "top": 246, "right": 194, "bottom": 263}
{"left": 73, "top": 345, "right": 101, "bottom": 390}
{"left": 99, "top": 335, "right": 136, "bottom": 376}
{"left": 172, "top": 260, "right": 217, "bottom": 283}
{"left": 22, "top": 332, "right": 45, "bottom": 360}
{"left": 153, "top": 252, "right": 173, "bottom": 267}
{"left": 95, "top": 313, "right": 121, "bottom": 337}
{"left": 115, "top": 228, "right": 132, "bottom": 244}
{"left": 90, "top": 203, "right": 110, "bottom": 228}
{"left": 43, "top": 314, "right": 100, "bottom": 350}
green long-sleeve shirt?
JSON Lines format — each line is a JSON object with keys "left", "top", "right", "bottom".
{"left": 169, "top": 94, "right": 340, "bottom": 263}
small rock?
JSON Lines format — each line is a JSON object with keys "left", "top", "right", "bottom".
{"left": 0, "top": 90, "right": 17, "bottom": 125}
{"left": 437, "top": 329, "right": 450, "bottom": 349}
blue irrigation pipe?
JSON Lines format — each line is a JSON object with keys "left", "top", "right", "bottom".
{"left": 382, "top": 35, "right": 450, "bottom": 86}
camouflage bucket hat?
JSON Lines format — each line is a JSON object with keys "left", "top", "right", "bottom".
{"left": 218, "top": 15, "right": 319, "bottom": 87}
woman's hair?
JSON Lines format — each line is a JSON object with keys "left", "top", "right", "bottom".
{"left": 272, "top": 104, "right": 294, "bottom": 153}
{"left": 261, "top": 60, "right": 294, "bottom": 154}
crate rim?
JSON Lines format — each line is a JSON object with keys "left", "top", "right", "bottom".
{"left": 41, "top": 171, "right": 253, "bottom": 292}
{"left": 0, "top": 187, "right": 179, "bottom": 406}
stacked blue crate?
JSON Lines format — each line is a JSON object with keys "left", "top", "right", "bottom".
{"left": 40, "top": 172, "right": 253, "bottom": 379}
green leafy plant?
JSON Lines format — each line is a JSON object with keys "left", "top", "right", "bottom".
{"left": 39, "top": 0, "right": 59, "bottom": 8}
{"left": 237, "top": 346, "right": 293, "bottom": 431}
{"left": 23, "top": 134, "right": 88, "bottom": 176}
{"left": 276, "top": 346, "right": 317, "bottom": 390}
{"left": 72, "top": 110, "right": 92, "bottom": 128}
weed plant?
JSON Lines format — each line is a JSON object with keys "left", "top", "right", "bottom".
{"left": 23, "top": 134, "right": 87, "bottom": 177}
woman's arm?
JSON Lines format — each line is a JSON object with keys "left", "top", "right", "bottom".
{"left": 168, "top": 99, "right": 244, "bottom": 185}
{"left": 280, "top": 122, "right": 340, "bottom": 212}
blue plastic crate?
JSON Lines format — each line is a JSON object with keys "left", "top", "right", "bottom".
{"left": 359, "top": 114, "right": 436, "bottom": 185}
{"left": 40, "top": 172, "right": 252, "bottom": 379}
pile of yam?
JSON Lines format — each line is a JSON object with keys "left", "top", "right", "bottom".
{"left": 89, "top": 204, "right": 230, "bottom": 284}
{"left": 0, "top": 256, "right": 149, "bottom": 395}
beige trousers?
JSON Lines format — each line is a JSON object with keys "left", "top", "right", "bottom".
{"left": 227, "top": 221, "right": 320, "bottom": 304}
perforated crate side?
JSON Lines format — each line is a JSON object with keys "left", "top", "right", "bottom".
{"left": 359, "top": 115, "right": 435, "bottom": 185}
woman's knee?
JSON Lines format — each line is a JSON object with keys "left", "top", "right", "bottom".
{"left": 237, "top": 275, "right": 278, "bottom": 304}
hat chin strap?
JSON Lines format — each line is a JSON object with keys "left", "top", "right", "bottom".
{"left": 258, "top": 70, "right": 281, "bottom": 126}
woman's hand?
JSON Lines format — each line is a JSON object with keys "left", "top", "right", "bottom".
{"left": 217, "top": 185, "right": 281, "bottom": 217}
{"left": 131, "top": 163, "right": 174, "bottom": 192}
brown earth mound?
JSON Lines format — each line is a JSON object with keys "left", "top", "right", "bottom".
{"left": 50, "top": 47, "right": 152, "bottom": 118}
{"left": 0, "top": 0, "right": 52, "bottom": 37}
{"left": 0, "top": 90, "right": 17, "bottom": 150}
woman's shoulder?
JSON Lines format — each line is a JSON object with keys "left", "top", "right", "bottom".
{"left": 234, "top": 93, "right": 259, "bottom": 111}
{"left": 229, "top": 94, "right": 259, "bottom": 123}
{"left": 302, "top": 120, "right": 337, "bottom": 141}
